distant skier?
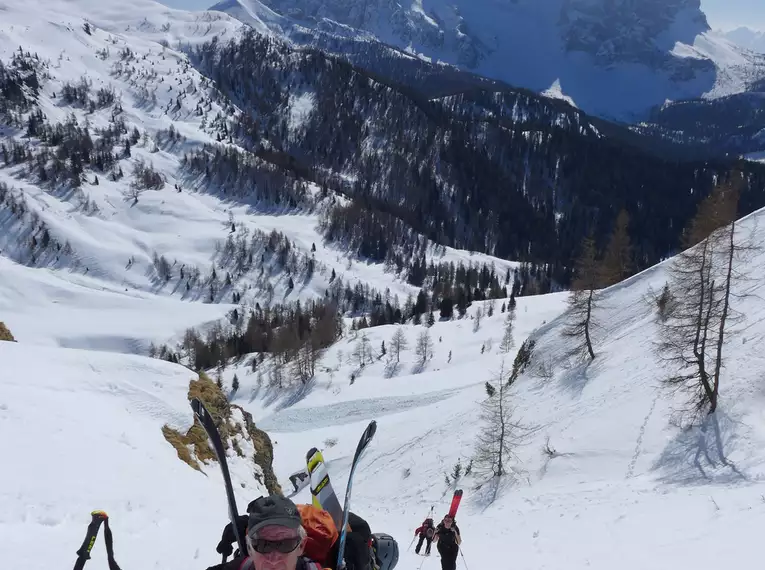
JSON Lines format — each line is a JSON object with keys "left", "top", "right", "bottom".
{"left": 414, "top": 517, "right": 435, "bottom": 555}
{"left": 289, "top": 469, "right": 309, "bottom": 493}
{"left": 433, "top": 515, "right": 461, "bottom": 570}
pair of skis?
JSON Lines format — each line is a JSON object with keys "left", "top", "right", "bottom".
{"left": 306, "top": 423, "right": 377, "bottom": 570}
{"left": 190, "top": 399, "right": 376, "bottom": 570}
{"left": 447, "top": 489, "right": 463, "bottom": 519}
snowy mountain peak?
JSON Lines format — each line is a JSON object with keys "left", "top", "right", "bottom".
{"left": 214, "top": 0, "right": 764, "bottom": 120}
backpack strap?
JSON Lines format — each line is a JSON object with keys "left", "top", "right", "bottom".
{"left": 239, "top": 558, "right": 254, "bottom": 570}
{"left": 298, "top": 558, "right": 324, "bottom": 570}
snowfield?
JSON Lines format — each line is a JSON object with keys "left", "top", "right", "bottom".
{"left": 7, "top": 196, "right": 765, "bottom": 569}
{"left": 3, "top": 0, "right": 765, "bottom": 569}
{"left": 0, "top": 341, "right": 269, "bottom": 570}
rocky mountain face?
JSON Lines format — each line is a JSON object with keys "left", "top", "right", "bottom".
{"left": 560, "top": 0, "right": 709, "bottom": 68}
{"left": 214, "top": 0, "right": 760, "bottom": 120}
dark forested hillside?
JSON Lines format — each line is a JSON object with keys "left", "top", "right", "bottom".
{"left": 188, "top": 30, "right": 765, "bottom": 289}
{"left": 637, "top": 91, "right": 765, "bottom": 156}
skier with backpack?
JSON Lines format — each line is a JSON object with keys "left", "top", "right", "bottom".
{"left": 413, "top": 517, "right": 435, "bottom": 555}
{"left": 206, "top": 494, "right": 325, "bottom": 570}
{"left": 206, "top": 494, "right": 399, "bottom": 570}
{"left": 433, "top": 515, "right": 461, "bottom": 570}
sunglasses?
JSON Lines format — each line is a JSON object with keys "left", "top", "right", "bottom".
{"left": 248, "top": 535, "right": 301, "bottom": 555}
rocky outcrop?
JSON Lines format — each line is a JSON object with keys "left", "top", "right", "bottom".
{"left": 0, "top": 321, "right": 15, "bottom": 342}
{"left": 163, "top": 372, "right": 281, "bottom": 495}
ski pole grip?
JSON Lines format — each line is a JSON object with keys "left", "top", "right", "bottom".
{"left": 73, "top": 511, "right": 108, "bottom": 570}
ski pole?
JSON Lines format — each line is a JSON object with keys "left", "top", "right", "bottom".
{"left": 407, "top": 535, "right": 417, "bottom": 552}
{"left": 459, "top": 547, "right": 470, "bottom": 570}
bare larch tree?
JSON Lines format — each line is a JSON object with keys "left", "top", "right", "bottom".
{"left": 473, "top": 362, "right": 524, "bottom": 480}
{"left": 563, "top": 234, "right": 603, "bottom": 360}
{"left": 656, "top": 176, "right": 746, "bottom": 418}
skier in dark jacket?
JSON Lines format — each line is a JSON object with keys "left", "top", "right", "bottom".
{"left": 433, "top": 515, "right": 461, "bottom": 570}
{"left": 413, "top": 517, "right": 435, "bottom": 555}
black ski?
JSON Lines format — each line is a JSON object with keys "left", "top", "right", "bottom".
{"left": 336, "top": 420, "right": 377, "bottom": 570}
{"left": 191, "top": 398, "right": 246, "bottom": 559}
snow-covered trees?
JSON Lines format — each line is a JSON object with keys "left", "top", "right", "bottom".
{"left": 473, "top": 306, "right": 483, "bottom": 333}
{"left": 499, "top": 311, "right": 515, "bottom": 353}
{"left": 390, "top": 327, "right": 408, "bottom": 363}
{"left": 352, "top": 334, "right": 373, "bottom": 368}
{"left": 415, "top": 329, "right": 433, "bottom": 365}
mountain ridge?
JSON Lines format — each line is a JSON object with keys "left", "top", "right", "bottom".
{"left": 211, "top": 0, "right": 765, "bottom": 121}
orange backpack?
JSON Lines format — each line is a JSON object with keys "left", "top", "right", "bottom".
{"left": 297, "top": 504, "right": 339, "bottom": 566}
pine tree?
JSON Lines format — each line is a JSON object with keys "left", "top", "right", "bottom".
{"left": 473, "top": 306, "right": 483, "bottom": 333}
{"left": 440, "top": 298, "right": 454, "bottom": 320}
{"left": 499, "top": 313, "right": 514, "bottom": 353}
{"left": 426, "top": 310, "right": 435, "bottom": 327}
{"left": 232, "top": 374, "right": 240, "bottom": 393}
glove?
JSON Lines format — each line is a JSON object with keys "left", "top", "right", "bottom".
{"left": 216, "top": 529, "right": 234, "bottom": 558}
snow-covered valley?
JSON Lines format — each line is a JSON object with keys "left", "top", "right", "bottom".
{"left": 3, "top": 0, "right": 765, "bottom": 569}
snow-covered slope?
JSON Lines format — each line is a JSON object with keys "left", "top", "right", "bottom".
{"left": 213, "top": 0, "right": 765, "bottom": 120}
{"left": 0, "top": 339, "right": 271, "bottom": 570}
{"left": 7, "top": 200, "right": 765, "bottom": 568}
{"left": 0, "top": 0, "right": 522, "bottom": 338}
{"left": 237, "top": 207, "right": 765, "bottom": 570}
{"left": 4, "top": 0, "right": 765, "bottom": 568}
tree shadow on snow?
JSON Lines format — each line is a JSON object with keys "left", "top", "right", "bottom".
{"left": 557, "top": 357, "right": 602, "bottom": 397}
{"left": 472, "top": 476, "right": 516, "bottom": 512}
{"left": 652, "top": 410, "right": 749, "bottom": 486}
{"left": 254, "top": 377, "right": 317, "bottom": 412}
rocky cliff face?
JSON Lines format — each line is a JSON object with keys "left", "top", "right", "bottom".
{"left": 216, "top": 0, "right": 761, "bottom": 120}
{"left": 560, "top": 0, "right": 710, "bottom": 71}
{"left": 256, "top": 0, "right": 711, "bottom": 69}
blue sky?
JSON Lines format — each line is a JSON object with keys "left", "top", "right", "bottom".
{"left": 159, "top": 0, "right": 765, "bottom": 32}
{"left": 701, "top": 0, "right": 765, "bottom": 30}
